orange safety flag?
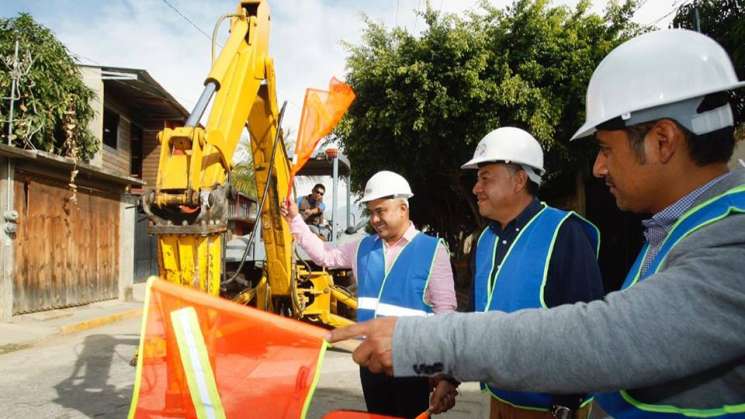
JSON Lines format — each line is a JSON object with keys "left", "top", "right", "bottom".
{"left": 414, "top": 410, "right": 430, "bottom": 419}
{"left": 129, "top": 277, "right": 329, "bottom": 419}
{"left": 288, "top": 77, "right": 356, "bottom": 196}
{"left": 323, "top": 411, "right": 404, "bottom": 419}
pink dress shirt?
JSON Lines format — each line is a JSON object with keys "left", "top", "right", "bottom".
{"left": 289, "top": 214, "right": 457, "bottom": 313}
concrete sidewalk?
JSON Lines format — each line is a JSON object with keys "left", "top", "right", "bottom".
{"left": 0, "top": 282, "right": 146, "bottom": 354}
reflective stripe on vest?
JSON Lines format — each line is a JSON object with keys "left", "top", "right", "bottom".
{"left": 357, "top": 297, "right": 379, "bottom": 311}
{"left": 474, "top": 206, "right": 600, "bottom": 410}
{"left": 356, "top": 298, "right": 432, "bottom": 317}
{"left": 596, "top": 186, "right": 745, "bottom": 418}
{"left": 356, "top": 232, "right": 439, "bottom": 322}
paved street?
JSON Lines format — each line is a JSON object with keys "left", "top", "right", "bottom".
{"left": 0, "top": 318, "right": 140, "bottom": 419}
{"left": 0, "top": 315, "right": 489, "bottom": 419}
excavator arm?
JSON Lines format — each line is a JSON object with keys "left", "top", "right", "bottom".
{"left": 143, "top": 0, "right": 355, "bottom": 327}
{"left": 143, "top": 0, "right": 291, "bottom": 299}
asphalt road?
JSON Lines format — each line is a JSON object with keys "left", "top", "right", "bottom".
{"left": 0, "top": 318, "right": 140, "bottom": 419}
{"left": 0, "top": 316, "right": 488, "bottom": 418}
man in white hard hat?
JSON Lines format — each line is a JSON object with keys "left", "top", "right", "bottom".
{"left": 435, "top": 127, "right": 603, "bottom": 418}
{"left": 328, "top": 29, "right": 745, "bottom": 418}
{"left": 280, "top": 170, "right": 457, "bottom": 418}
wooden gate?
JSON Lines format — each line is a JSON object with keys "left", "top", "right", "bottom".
{"left": 13, "top": 171, "right": 120, "bottom": 314}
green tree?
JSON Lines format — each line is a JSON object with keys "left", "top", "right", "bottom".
{"left": 228, "top": 134, "right": 258, "bottom": 198}
{"left": 231, "top": 161, "right": 258, "bottom": 198}
{"left": 338, "top": 0, "right": 641, "bottom": 253}
{"left": 673, "top": 0, "right": 745, "bottom": 138}
{"left": 0, "top": 13, "right": 98, "bottom": 160}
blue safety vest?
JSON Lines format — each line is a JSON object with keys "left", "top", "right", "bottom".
{"left": 595, "top": 186, "right": 745, "bottom": 418}
{"left": 355, "top": 232, "right": 440, "bottom": 322}
{"left": 474, "top": 206, "right": 600, "bottom": 410}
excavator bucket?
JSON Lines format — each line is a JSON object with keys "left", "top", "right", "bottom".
{"left": 129, "top": 277, "right": 329, "bottom": 419}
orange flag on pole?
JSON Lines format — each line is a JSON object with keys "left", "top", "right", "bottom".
{"left": 128, "top": 278, "right": 329, "bottom": 419}
{"left": 288, "top": 77, "right": 355, "bottom": 195}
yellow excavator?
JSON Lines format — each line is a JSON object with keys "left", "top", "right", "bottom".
{"left": 141, "top": 0, "right": 356, "bottom": 328}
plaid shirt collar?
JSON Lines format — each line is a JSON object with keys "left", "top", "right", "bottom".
{"left": 642, "top": 172, "right": 732, "bottom": 246}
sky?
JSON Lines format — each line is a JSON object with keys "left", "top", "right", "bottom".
{"left": 0, "top": 0, "right": 683, "bottom": 226}
{"left": 0, "top": 0, "right": 683, "bottom": 141}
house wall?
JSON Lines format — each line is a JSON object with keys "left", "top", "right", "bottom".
{"left": 118, "top": 193, "right": 137, "bottom": 300}
{"left": 141, "top": 124, "right": 162, "bottom": 187}
{"left": 79, "top": 66, "right": 104, "bottom": 168}
{"left": 0, "top": 157, "right": 14, "bottom": 320}
{"left": 101, "top": 95, "right": 133, "bottom": 177}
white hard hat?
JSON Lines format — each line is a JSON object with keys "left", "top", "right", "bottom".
{"left": 360, "top": 170, "right": 414, "bottom": 203}
{"left": 461, "top": 127, "right": 545, "bottom": 184}
{"left": 572, "top": 29, "right": 745, "bottom": 141}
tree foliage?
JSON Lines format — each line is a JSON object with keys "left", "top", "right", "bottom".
{"left": 231, "top": 161, "right": 258, "bottom": 199}
{"left": 0, "top": 13, "right": 98, "bottom": 160}
{"left": 338, "top": 0, "right": 641, "bottom": 250}
{"left": 673, "top": 0, "right": 745, "bottom": 137}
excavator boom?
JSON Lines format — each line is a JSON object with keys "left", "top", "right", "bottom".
{"left": 143, "top": 0, "right": 354, "bottom": 327}
{"left": 143, "top": 0, "right": 290, "bottom": 299}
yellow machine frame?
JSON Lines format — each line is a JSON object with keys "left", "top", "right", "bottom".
{"left": 142, "top": 0, "right": 355, "bottom": 328}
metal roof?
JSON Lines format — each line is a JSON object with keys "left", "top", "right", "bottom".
{"left": 296, "top": 152, "right": 351, "bottom": 177}
{"left": 81, "top": 65, "right": 190, "bottom": 123}
{"left": 0, "top": 143, "right": 144, "bottom": 187}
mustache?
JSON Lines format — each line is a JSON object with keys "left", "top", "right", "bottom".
{"left": 605, "top": 175, "right": 615, "bottom": 187}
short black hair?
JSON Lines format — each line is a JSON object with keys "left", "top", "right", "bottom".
{"left": 313, "top": 183, "right": 325, "bottom": 193}
{"left": 683, "top": 125, "right": 735, "bottom": 166}
{"left": 624, "top": 120, "right": 735, "bottom": 166}
{"left": 504, "top": 164, "right": 539, "bottom": 196}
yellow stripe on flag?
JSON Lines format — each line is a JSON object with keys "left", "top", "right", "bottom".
{"left": 171, "top": 307, "right": 226, "bottom": 419}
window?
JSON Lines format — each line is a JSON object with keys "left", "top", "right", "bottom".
{"left": 103, "top": 108, "right": 119, "bottom": 149}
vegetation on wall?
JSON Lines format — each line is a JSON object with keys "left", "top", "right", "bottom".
{"left": 0, "top": 13, "right": 98, "bottom": 160}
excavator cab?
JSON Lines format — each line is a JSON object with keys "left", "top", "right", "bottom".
{"left": 293, "top": 148, "right": 360, "bottom": 243}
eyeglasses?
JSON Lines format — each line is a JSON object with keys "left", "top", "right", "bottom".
{"left": 314, "top": 190, "right": 324, "bottom": 196}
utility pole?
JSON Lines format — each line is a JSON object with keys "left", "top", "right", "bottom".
{"left": 694, "top": 6, "right": 701, "bottom": 32}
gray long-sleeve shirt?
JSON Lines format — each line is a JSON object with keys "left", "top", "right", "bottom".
{"left": 392, "top": 169, "right": 745, "bottom": 408}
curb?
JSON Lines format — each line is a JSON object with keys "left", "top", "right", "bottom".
{"left": 59, "top": 307, "right": 143, "bottom": 335}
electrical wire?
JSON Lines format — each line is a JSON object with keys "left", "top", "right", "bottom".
{"left": 160, "top": 0, "right": 212, "bottom": 41}
{"left": 647, "top": 0, "right": 693, "bottom": 27}
{"left": 69, "top": 50, "right": 101, "bottom": 66}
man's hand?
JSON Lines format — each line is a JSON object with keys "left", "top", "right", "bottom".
{"left": 279, "top": 199, "right": 299, "bottom": 222}
{"left": 327, "top": 317, "right": 397, "bottom": 375}
{"left": 429, "top": 376, "right": 459, "bottom": 414}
